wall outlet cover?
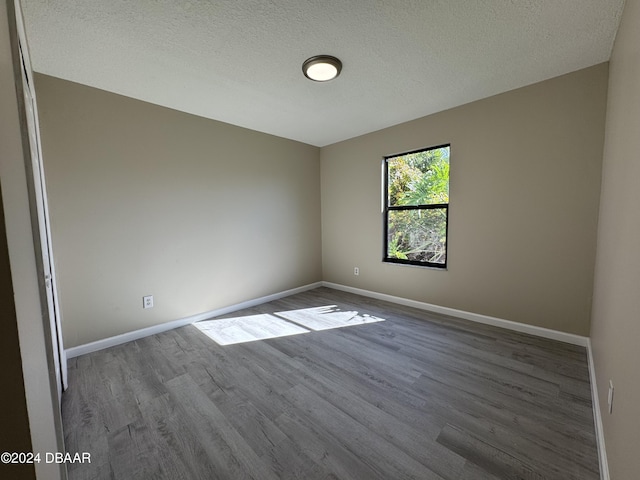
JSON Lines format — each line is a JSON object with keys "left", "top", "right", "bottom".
{"left": 143, "top": 295, "right": 154, "bottom": 309}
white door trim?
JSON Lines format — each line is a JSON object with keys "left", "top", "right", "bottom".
{"left": 12, "top": 0, "right": 67, "bottom": 394}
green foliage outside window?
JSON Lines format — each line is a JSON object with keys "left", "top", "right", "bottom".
{"left": 385, "top": 145, "right": 450, "bottom": 266}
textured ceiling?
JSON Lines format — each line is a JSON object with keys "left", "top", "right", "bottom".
{"left": 21, "top": 0, "right": 624, "bottom": 147}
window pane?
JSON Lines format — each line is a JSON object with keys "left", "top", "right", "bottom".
{"left": 387, "top": 146, "right": 449, "bottom": 206}
{"left": 387, "top": 208, "right": 447, "bottom": 264}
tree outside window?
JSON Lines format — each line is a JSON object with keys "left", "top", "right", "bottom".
{"left": 384, "top": 144, "right": 450, "bottom": 268}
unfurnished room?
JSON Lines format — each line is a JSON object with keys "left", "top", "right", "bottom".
{"left": 1, "top": 1, "right": 639, "bottom": 479}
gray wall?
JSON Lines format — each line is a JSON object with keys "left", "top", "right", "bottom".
{"left": 321, "top": 64, "right": 608, "bottom": 336}
{"left": 590, "top": 0, "right": 640, "bottom": 477}
{"left": 35, "top": 74, "right": 322, "bottom": 348}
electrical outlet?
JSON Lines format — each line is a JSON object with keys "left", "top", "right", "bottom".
{"left": 354, "top": 267, "right": 360, "bottom": 276}
{"left": 608, "top": 380, "right": 614, "bottom": 414}
{"left": 143, "top": 295, "right": 154, "bottom": 309}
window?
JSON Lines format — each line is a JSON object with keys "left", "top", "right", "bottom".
{"left": 384, "top": 144, "right": 450, "bottom": 268}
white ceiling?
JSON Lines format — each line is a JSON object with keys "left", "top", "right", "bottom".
{"left": 21, "top": 0, "right": 625, "bottom": 147}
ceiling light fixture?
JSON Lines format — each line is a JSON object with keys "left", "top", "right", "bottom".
{"left": 302, "top": 55, "right": 342, "bottom": 82}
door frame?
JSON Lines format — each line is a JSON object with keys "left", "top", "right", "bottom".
{"left": 10, "top": 0, "right": 67, "bottom": 394}
{"left": 3, "top": 1, "right": 67, "bottom": 478}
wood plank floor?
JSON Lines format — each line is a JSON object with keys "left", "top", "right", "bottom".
{"left": 62, "top": 287, "right": 600, "bottom": 480}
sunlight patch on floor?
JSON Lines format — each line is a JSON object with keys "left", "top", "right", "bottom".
{"left": 194, "top": 306, "right": 385, "bottom": 346}
{"left": 195, "top": 313, "right": 309, "bottom": 345}
{"left": 274, "top": 305, "right": 385, "bottom": 331}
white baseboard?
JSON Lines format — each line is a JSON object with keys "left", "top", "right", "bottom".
{"left": 587, "top": 339, "right": 610, "bottom": 480}
{"left": 321, "top": 281, "right": 589, "bottom": 347}
{"left": 67, "top": 280, "right": 589, "bottom": 354}
{"left": 66, "top": 280, "right": 589, "bottom": 358}
{"left": 65, "top": 282, "right": 323, "bottom": 358}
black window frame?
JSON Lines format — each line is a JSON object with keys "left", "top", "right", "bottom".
{"left": 383, "top": 143, "right": 450, "bottom": 269}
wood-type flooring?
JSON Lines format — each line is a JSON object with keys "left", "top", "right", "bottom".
{"left": 62, "top": 287, "right": 600, "bottom": 479}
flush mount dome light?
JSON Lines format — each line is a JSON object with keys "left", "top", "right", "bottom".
{"left": 302, "top": 55, "right": 342, "bottom": 82}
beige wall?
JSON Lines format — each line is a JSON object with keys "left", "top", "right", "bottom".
{"left": 35, "top": 74, "right": 321, "bottom": 348}
{"left": 321, "top": 64, "right": 608, "bottom": 336}
{"left": 36, "top": 65, "right": 609, "bottom": 343}
{"left": 590, "top": 0, "right": 640, "bottom": 477}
